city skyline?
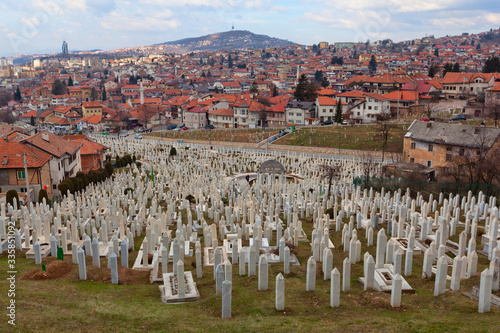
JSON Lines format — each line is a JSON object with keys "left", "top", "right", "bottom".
{"left": 1, "top": 0, "right": 500, "bottom": 57}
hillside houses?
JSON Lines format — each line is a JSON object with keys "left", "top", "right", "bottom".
{"left": 4, "top": 28, "right": 500, "bottom": 135}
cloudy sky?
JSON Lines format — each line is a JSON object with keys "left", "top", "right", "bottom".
{"left": 1, "top": 0, "right": 499, "bottom": 57}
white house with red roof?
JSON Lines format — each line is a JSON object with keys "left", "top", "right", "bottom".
{"left": 315, "top": 96, "right": 346, "bottom": 123}
{"left": 183, "top": 105, "right": 207, "bottom": 129}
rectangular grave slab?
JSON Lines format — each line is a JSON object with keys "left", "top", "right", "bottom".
{"left": 260, "top": 247, "right": 300, "bottom": 266}
{"left": 250, "top": 238, "right": 269, "bottom": 247}
{"left": 132, "top": 250, "right": 158, "bottom": 271}
{"left": 203, "top": 246, "right": 228, "bottom": 267}
{"left": 416, "top": 239, "right": 454, "bottom": 264}
{"left": 391, "top": 237, "right": 422, "bottom": 255}
{"left": 159, "top": 271, "right": 200, "bottom": 304}
{"left": 168, "top": 241, "right": 192, "bottom": 259}
{"left": 223, "top": 239, "right": 242, "bottom": 257}
{"left": 358, "top": 265, "right": 414, "bottom": 294}
{"left": 25, "top": 243, "right": 52, "bottom": 259}
{"left": 466, "top": 286, "right": 500, "bottom": 308}
{"left": 309, "top": 238, "right": 335, "bottom": 250}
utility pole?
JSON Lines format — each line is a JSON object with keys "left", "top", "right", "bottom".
{"left": 397, "top": 90, "right": 400, "bottom": 121}
{"left": 17, "top": 153, "right": 29, "bottom": 202}
{"left": 338, "top": 132, "right": 341, "bottom": 154}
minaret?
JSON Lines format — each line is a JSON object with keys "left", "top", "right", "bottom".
{"left": 140, "top": 80, "right": 144, "bottom": 105}
{"left": 296, "top": 65, "right": 300, "bottom": 85}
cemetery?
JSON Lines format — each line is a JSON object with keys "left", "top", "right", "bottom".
{"left": 1, "top": 136, "right": 499, "bottom": 331}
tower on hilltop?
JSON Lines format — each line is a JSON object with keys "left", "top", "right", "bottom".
{"left": 62, "top": 41, "right": 68, "bottom": 55}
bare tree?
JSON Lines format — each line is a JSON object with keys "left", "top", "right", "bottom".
{"left": 424, "top": 91, "right": 441, "bottom": 118}
{"left": 360, "top": 151, "right": 378, "bottom": 185}
{"left": 319, "top": 163, "right": 342, "bottom": 196}
{"left": 375, "top": 113, "right": 396, "bottom": 167}
{"left": 445, "top": 127, "right": 500, "bottom": 186}
{"left": 490, "top": 103, "right": 500, "bottom": 128}
{"left": 257, "top": 109, "right": 268, "bottom": 129}
{"left": 0, "top": 110, "right": 16, "bottom": 124}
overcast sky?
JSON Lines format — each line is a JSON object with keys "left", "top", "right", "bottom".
{"left": 1, "top": 0, "right": 500, "bottom": 57}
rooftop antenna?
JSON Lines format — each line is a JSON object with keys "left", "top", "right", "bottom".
{"left": 232, "top": 23, "right": 234, "bottom": 31}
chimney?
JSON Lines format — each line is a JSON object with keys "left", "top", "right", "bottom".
{"left": 2, "top": 155, "right": 7, "bottom": 165}
{"left": 42, "top": 132, "right": 49, "bottom": 142}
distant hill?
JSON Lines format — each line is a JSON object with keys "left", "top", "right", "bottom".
{"left": 154, "top": 30, "right": 298, "bottom": 52}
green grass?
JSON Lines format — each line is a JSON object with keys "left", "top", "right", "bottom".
{"left": 1, "top": 208, "right": 499, "bottom": 332}
{"left": 275, "top": 124, "right": 408, "bottom": 153}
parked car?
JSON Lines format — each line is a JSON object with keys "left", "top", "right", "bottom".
{"left": 170, "top": 124, "right": 178, "bottom": 130}
{"left": 450, "top": 114, "right": 466, "bottom": 121}
{"left": 205, "top": 124, "right": 215, "bottom": 130}
{"left": 420, "top": 117, "right": 430, "bottom": 122}
{"left": 342, "top": 120, "right": 348, "bottom": 125}
{"left": 181, "top": 126, "right": 188, "bottom": 130}
{"left": 134, "top": 134, "right": 143, "bottom": 139}
{"left": 172, "top": 127, "right": 181, "bottom": 132}
{"left": 321, "top": 120, "right": 333, "bottom": 126}
{"left": 108, "top": 129, "right": 117, "bottom": 133}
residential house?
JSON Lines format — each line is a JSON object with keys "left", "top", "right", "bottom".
{"left": 403, "top": 120, "right": 500, "bottom": 175}
{"left": 82, "top": 101, "right": 102, "bottom": 117}
{"left": 208, "top": 108, "right": 234, "bottom": 128}
{"left": 285, "top": 101, "right": 315, "bottom": 126}
{"left": 266, "top": 101, "right": 287, "bottom": 126}
{"left": 20, "top": 131, "right": 82, "bottom": 198}
{"left": 63, "top": 136, "right": 107, "bottom": 173}
{"left": 441, "top": 73, "right": 497, "bottom": 99}
{"left": 0, "top": 142, "right": 52, "bottom": 203}
{"left": 384, "top": 90, "right": 420, "bottom": 117}
{"left": 221, "top": 81, "right": 242, "bottom": 94}
{"left": 77, "top": 115, "right": 103, "bottom": 132}
{"left": 338, "top": 91, "right": 390, "bottom": 123}
{"left": 315, "top": 96, "right": 345, "bottom": 123}
{"left": 183, "top": 105, "right": 207, "bottom": 129}
{"left": 233, "top": 94, "right": 253, "bottom": 128}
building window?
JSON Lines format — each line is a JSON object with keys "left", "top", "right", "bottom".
{"left": 19, "top": 188, "right": 27, "bottom": 193}
{"left": 446, "top": 147, "right": 453, "bottom": 152}
{"left": 428, "top": 144, "right": 433, "bottom": 152}
{"left": 459, "top": 148, "right": 464, "bottom": 156}
{"left": 374, "top": 106, "right": 378, "bottom": 110}
{"left": 53, "top": 184, "right": 57, "bottom": 190}
{"left": 427, "top": 161, "right": 432, "bottom": 167}
{"left": 446, "top": 154, "right": 452, "bottom": 162}
{"left": 410, "top": 158, "right": 414, "bottom": 163}
{"left": 17, "top": 171, "right": 26, "bottom": 179}
{"left": 411, "top": 143, "right": 415, "bottom": 150}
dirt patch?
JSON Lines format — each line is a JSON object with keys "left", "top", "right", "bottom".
{"left": 346, "top": 292, "right": 410, "bottom": 311}
{"left": 74, "top": 265, "right": 150, "bottom": 285}
{"left": 22, "top": 256, "right": 150, "bottom": 285}
{"left": 269, "top": 242, "right": 298, "bottom": 256}
{"left": 21, "top": 260, "right": 74, "bottom": 281}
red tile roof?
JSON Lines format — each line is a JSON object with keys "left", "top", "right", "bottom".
{"left": 82, "top": 101, "right": 102, "bottom": 108}
{"left": 20, "top": 131, "right": 81, "bottom": 158}
{"left": 0, "top": 142, "right": 52, "bottom": 169}
{"left": 208, "top": 108, "right": 234, "bottom": 116}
